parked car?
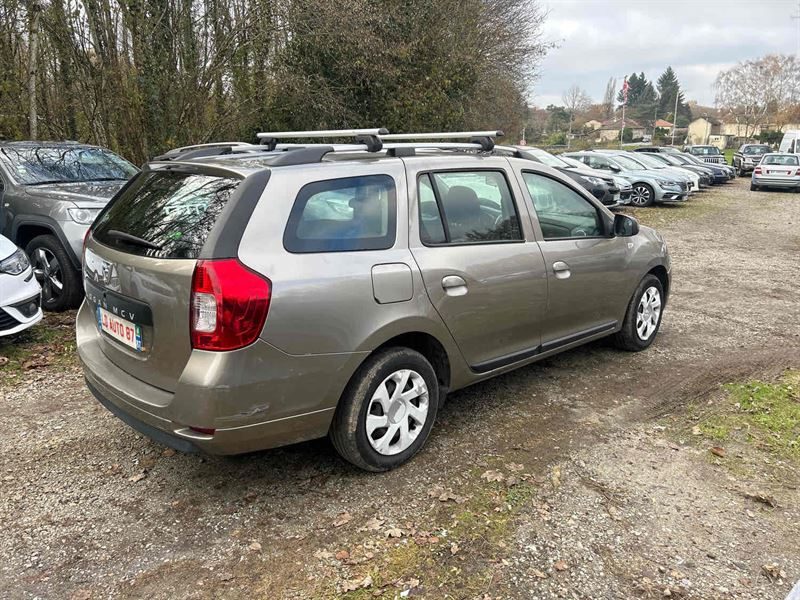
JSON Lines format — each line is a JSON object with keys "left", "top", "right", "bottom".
{"left": 77, "top": 129, "right": 671, "bottom": 472}
{"left": 732, "top": 144, "right": 772, "bottom": 177}
{"left": 0, "top": 234, "right": 42, "bottom": 336}
{"left": 559, "top": 155, "right": 632, "bottom": 205}
{"left": 513, "top": 146, "right": 621, "bottom": 206}
{"left": 683, "top": 145, "right": 729, "bottom": 168}
{"left": 637, "top": 151, "right": 712, "bottom": 187}
{"left": 0, "top": 141, "right": 139, "bottom": 311}
{"left": 673, "top": 152, "right": 732, "bottom": 184}
{"left": 750, "top": 153, "right": 800, "bottom": 191}
{"left": 778, "top": 130, "right": 799, "bottom": 154}
{"left": 618, "top": 151, "right": 701, "bottom": 194}
{"left": 634, "top": 146, "right": 681, "bottom": 154}
{"left": 566, "top": 151, "right": 689, "bottom": 207}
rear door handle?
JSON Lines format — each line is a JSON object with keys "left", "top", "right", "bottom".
{"left": 552, "top": 261, "right": 571, "bottom": 280}
{"left": 442, "top": 275, "right": 468, "bottom": 296}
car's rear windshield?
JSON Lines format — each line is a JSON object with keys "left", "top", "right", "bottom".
{"left": 742, "top": 146, "right": 770, "bottom": 155}
{"left": 762, "top": 155, "right": 799, "bottom": 166}
{"left": 92, "top": 170, "right": 241, "bottom": 259}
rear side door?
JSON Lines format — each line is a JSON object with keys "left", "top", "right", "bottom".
{"left": 514, "top": 166, "right": 633, "bottom": 348}
{"left": 407, "top": 158, "right": 548, "bottom": 372}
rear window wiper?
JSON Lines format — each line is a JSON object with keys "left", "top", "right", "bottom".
{"left": 105, "top": 229, "right": 163, "bottom": 251}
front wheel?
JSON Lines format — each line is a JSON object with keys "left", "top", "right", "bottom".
{"left": 26, "top": 235, "right": 83, "bottom": 312}
{"left": 612, "top": 275, "right": 665, "bottom": 352}
{"left": 630, "top": 183, "right": 655, "bottom": 207}
{"left": 330, "top": 348, "right": 440, "bottom": 471}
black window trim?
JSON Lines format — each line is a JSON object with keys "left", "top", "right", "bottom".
{"left": 520, "top": 169, "right": 611, "bottom": 242}
{"left": 282, "top": 173, "right": 398, "bottom": 254}
{"left": 416, "top": 167, "right": 526, "bottom": 248}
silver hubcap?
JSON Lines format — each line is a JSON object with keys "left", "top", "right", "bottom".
{"left": 631, "top": 186, "right": 651, "bottom": 206}
{"left": 366, "top": 369, "right": 429, "bottom": 456}
{"left": 32, "top": 248, "right": 64, "bottom": 303}
{"left": 636, "top": 286, "right": 662, "bottom": 341}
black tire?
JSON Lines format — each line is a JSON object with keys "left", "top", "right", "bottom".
{"left": 612, "top": 274, "right": 665, "bottom": 352}
{"left": 330, "top": 347, "right": 440, "bottom": 472}
{"left": 630, "top": 183, "right": 655, "bottom": 207}
{"left": 750, "top": 183, "right": 758, "bottom": 192}
{"left": 25, "top": 234, "right": 82, "bottom": 312}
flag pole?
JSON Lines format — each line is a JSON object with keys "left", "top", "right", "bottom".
{"left": 671, "top": 90, "right": 679, "bottom": 146}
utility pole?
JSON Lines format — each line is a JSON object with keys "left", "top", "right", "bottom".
{"left": 793, "top": 2, "right": 800, "bottom": 58}
{"left": 27, "top": 0, "right": 44, "bottom": 140}
{"left": 670, "top": 91, "right": 679, "bottom": 146}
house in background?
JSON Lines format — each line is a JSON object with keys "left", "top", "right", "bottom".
{"left": 591, "top": 118, "right": 646, "bottom": 143}
{"left": 688, "top": 116, "right": 800, "bottom": 148}
{"left": 654, "top": 119, "right": 673, "bottom": 129}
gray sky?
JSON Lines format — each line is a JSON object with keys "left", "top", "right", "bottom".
{"left": 533, "top": 0, "right": 800, "bottom": 108}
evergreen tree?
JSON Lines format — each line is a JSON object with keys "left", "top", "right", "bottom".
{"left": 657, "top": 66, "right": 692, "bottom": 126}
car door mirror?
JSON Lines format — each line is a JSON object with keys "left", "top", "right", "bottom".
{"left": 609, "top": 164, "right": 621, "bottom": 173}
{"left": 613, "top": 213, "right": 639, "bottom": 237}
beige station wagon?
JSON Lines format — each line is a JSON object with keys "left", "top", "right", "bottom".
{"left": 77, "top": 129, "right": 671, "bottom": 471}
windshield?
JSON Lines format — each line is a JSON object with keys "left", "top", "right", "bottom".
{"left": 525, "top": 147, "right": 570, "bottom": 169}
{"left": 612, "top": 154, "right": 647, "bottom": 170}
{"left": 0, "top": 146, "right": 138, "bottom": 185}
{"left": 682, "top": 154, "right": 709, "bottom": 166}
{"left": 630, "top": 153, "right": 665, "bottom": 169}
{"left": 658, "top": 154, "right": 682, "bottom": 166}
{"left": 762, "top": 154, "right": 799, "bottom": 166}
{"left": 742, "top": 145, "right": 770, "bottom": 156}
{"left": 689, "top": 146, "right": 721, "bottom": 156}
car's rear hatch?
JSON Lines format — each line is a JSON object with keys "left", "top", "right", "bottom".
{"left": 84, "top": 165, "right": 251, "bottom": 392}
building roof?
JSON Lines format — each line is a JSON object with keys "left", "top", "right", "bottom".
{"left": 654, "top": 119, "right": 673, "bottom": 128}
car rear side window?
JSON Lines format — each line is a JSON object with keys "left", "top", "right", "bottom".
{"left": 92, "top": 171, "right": 240, "bottom": 259}
{"left": 522, "top": 172, "right": 603, "bottom": 240}
{"left": 418, "top": 171, "right": 522, "bottom": 245}
{"left": 284, "top": 175, "right": 396, "bottom": 253}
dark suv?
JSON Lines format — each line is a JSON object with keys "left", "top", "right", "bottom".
{"left": 0, "top": 142, "right": 138, "bottom": 310}
{"left": 732, "top": 144, "right": 771, "bottom": 177}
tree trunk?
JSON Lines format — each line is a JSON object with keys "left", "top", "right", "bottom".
{"left": 28, "top": 2, "right": 41, "bottom": 139}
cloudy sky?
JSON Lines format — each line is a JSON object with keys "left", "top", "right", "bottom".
{"left": 532, "top": 0, "right": 800, "bottom": 108}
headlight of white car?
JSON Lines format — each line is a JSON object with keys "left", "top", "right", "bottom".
{"left": 0, "top": 248, "right": 31, "bottom": 276}
{"left": 68, "top": 208, "right": 101, "bottom": 225}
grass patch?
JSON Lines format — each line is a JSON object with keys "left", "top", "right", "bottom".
{"left": 696, "top": 370, "right": 800, "bottom": 460}
{"left": 335, "top": 476, "right": 538, "bottom": 599}
{"left": 0, "top": 311, "right": 77, "bottom": 378}
{"left": 723, "top": 148, "right": 735, "bottom": 164}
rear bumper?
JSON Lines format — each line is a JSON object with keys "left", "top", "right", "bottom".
{"left": 752, "top": 175, "right": 800, "bottom": 189}
{"left": 77, "top": 301, "right": 363, "bottom": 455}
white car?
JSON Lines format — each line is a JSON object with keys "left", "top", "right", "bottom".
{"left": 0, "top": 235, "right": 43, "bottom": 336}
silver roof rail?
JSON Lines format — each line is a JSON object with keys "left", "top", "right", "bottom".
{"left": 380, "top": 130, "right": 503, "bottom": 140}
{"left": 256, "top": 128, "right": 389, "bottom": 140}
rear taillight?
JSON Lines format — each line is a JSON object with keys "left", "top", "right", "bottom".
{"left": 796, "top": 168, "right": 800, "bottom": 176}
{"left": 190, "top": 259, "right": 271, "bottom": 351}
{"left": 754, "top": 167, "right": 762, "bottom": 175}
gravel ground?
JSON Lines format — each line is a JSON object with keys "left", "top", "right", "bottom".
{"left": 0, "top": 179, "right": 798, "bottom": 599}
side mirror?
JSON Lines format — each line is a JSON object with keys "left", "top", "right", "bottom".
{"left": 614, "top": 213, "right": 639, "bottom": 237}
{"left": 609, "top": 165, "right": 622, "bottom": 173}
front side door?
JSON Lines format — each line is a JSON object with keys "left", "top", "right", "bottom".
{"left": 408, "top": 162, "right": 548, "bottom": 372}
{"left": 517, "top": 168, "right": 632, "bottom": 349}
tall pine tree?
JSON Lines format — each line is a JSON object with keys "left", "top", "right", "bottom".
{"left": 657, "top": 67, "right": 692, "bottom": 126}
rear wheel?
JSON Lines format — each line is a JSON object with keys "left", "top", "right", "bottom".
{"left": 750, "top": 182, "right": 758, "bottom": 192}
{"left": 26, "top": 235, "right": 82, "bottom": 312}
{"left": 330, "top": 348, "right": 439, "bottom": 472}
{"left": 630, "top": 183, "right": 655, "bottom": 207}
{"left": 612, "top": 274, "right": 664, "bottom": 352}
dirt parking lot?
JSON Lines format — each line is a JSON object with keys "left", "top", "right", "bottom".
{"left": 1, "top": 179, "right": 798, "bottom": 600}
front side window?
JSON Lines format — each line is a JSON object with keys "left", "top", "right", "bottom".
{"left": 743, "top": 145, "right": 770, "bottom": 156}
{"left": 418, "top": 170, "right": 522, "bottom": 245}
{"left": 522, "top": 172, "right": 604, "bottom": 240}
{"left": 284, "top": 175, "right": 396, "bottom": 253}
{"left": 0, "top": 146, "right": 137, "bottom": 185}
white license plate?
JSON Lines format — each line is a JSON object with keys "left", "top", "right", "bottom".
{"left": 96, "top": 306, "right": 142, "bottom": 351}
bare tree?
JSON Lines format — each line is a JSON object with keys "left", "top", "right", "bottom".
{"left": 562, "top": 84, "right": 591, "bottom": 147}
{"left": 715, "top": 54, "right": 800, "bottom": 138}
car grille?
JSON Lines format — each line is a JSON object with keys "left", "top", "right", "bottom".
{"left": 0, "top": 309, "right": 20, "bottom": 332}
{"left": 700, "top": 156, "right": 725, "bottom": 164}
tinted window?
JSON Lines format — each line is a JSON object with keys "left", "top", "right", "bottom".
{"left": 742, "top": 145, "right": 770, "bottom": 155}
{"left": 419, "top": 171, "right": 522, "bottom": 245}
{"left": 522, "top": 172, "right": 603, "bottom": 240}
{"left": 284, "top": 175, "right": 396, "bottom": 253}
{"left": 0, "top": 146, "right": 137, "bottom": 185}
{"left": 762, "top": 155, "right": 799, "bottom": 166}
{"left": 93, "top": 171, "right": 239, "bottom": 259}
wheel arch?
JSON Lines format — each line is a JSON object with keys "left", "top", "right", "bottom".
{"left": 13, "top": 216, "right": 81, "bottom": 269}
